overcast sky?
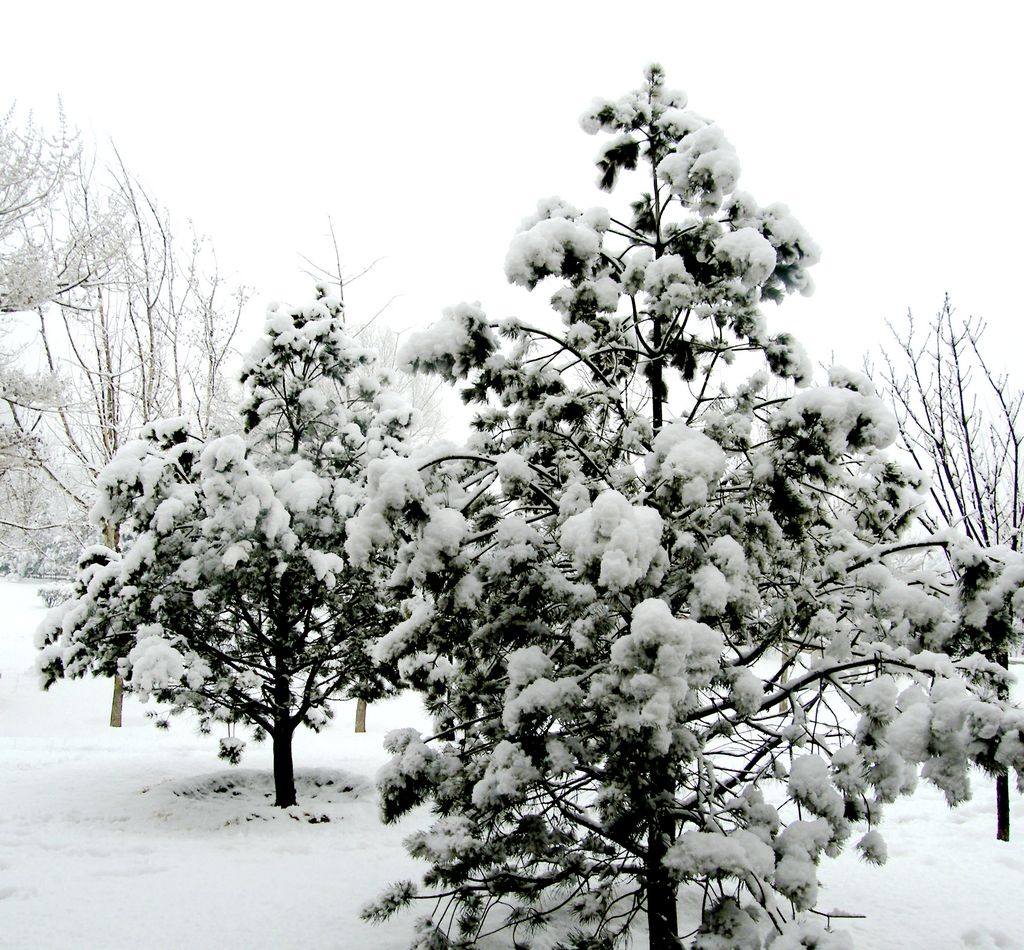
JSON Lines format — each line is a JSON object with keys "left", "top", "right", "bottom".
{"left": 5, "top": 1, "right": 1022, "bottom": 377}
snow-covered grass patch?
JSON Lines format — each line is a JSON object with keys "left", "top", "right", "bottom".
{"left": 0, "top": 578, "right": 432, "bottom": 950}
{"left": 143, "top": 767, "right": 372, "bottom": 827}
{"left": 159, "top": 767, "right": 369, "bottom": 803}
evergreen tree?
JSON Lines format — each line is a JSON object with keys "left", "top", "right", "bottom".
{"left": 37, "top": 285, "right": 409, "bottom": 807}
{"left": 354, "top": 68, "right": 1024, "bottom": 947}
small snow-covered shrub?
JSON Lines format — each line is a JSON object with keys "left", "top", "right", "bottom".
{"left": 37, "top": 583, "right": 73, "bottom": 608}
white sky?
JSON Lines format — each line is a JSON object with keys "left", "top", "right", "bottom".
{"left": 5, "top": 1, "right": 1023, "bottom": 377}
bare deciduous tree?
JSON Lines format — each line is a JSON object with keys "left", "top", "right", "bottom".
{"left": 2, "top": 106, "right": 245, "bottom": 725}
{"left": 0, "top": 102, "right": 88, "bottom": 315}
{"left": 879, "top": 296, "right": 1021, "bottom": 841}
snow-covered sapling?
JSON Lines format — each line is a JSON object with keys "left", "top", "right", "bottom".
{"left": 37, "top": 285, "right": 411, "bottom": 807}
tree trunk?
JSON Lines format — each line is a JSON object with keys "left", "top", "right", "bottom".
{"left": 646, "top": 767, "right": 679, "bottom": 950}
{"left": 270, "top": 648, "right": 297, "bottom": 807}
{"left": 996, "top": 648, "right": 1010, "bottom": 841}
{"left": 104, "top": 520, "right": 124, "bottom": 729}
{"left": 272, "top": 723, "right": 297, "bottom": 808}
{"left": 646, "top": 815, "right": 680, "bottom": 950}
{"left": 649, "top": 315, "right": 664, "bottom": 435}
{"left": 355, "top": 698, "right": 367, "bottom": 733}
{"left": 997, "top": 772, "right": 1010, "bottom": 842}
{"left": 109, "top": 674, "right": 123, "bottom": 728}
{"left": 645, "top": 309, "right": 677, "bottom": 947}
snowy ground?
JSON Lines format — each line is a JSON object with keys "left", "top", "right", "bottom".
{"left": 2, "top": 577, "right": 1022, "bottom": 949}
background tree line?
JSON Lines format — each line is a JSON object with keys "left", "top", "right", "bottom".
{"left": 1, "top": 105, "right": 244, "bottom": 574}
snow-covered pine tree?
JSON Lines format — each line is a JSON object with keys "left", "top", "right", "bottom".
{"left": 353, "top": 67, "right": 1024, "bottom": 948}
{"left": 37, "top": 285, "right": 411, "bottom": 807}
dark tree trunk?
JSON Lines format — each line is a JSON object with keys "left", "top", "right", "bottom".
{"left": 994, "top": 649, "right": 1011, "bottom": 841}
{"left": 272, "top": 722, "right": 296, "bottom": 808}
{"left": 997, "top": 772, "right": 1010, "bottom": 842}
{"left": 997, "top": 649, "right": 1010, "bottom": 841}
{"left": 650, "top": 315, "right": 664, "bottom": 435}
{"left": 646, "top": 765, "right": 679, "bottom": 950}
{"left": 646, "top": 813, "right": 680, "bottom": 950}
{"left": 646, "top": 311, "right": 677, "bottom": 946}
{"left": 270, "top": 644, "right": 297, "bottom": 807}
{"left": 355, "top": 698, "right": 367, "bottom": 733}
